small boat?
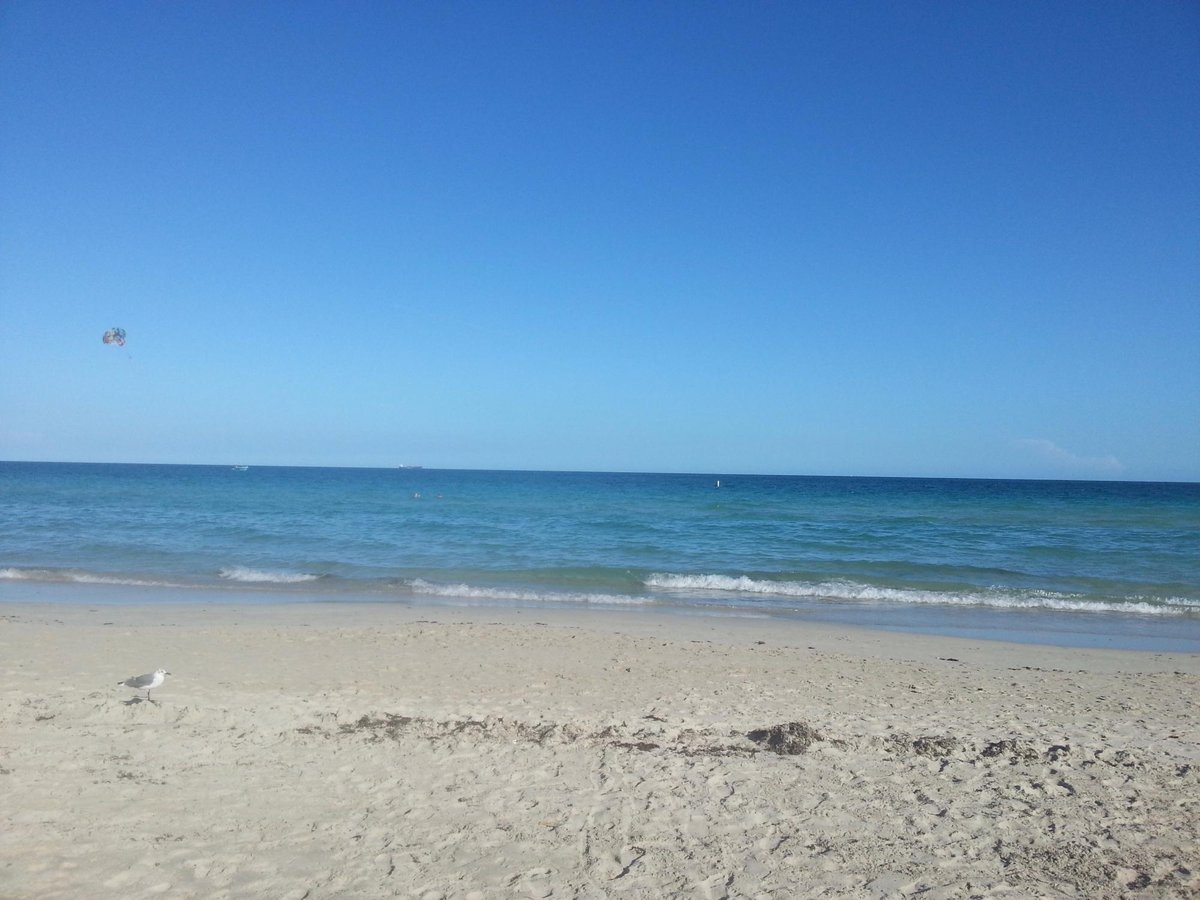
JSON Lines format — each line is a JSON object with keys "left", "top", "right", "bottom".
{"left": 397, "top": 464, "right": 423, "bottom": 470}
{"left": 231, "top": 465, "right": 249, "bottom": 471}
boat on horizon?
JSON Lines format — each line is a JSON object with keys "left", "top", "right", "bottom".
{"left": 397, "top": 464, "right": 423, "bottom": 470}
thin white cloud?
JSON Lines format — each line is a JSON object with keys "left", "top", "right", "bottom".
{"left": 1013, "top": 438, "right": 1124, "bottom": 476}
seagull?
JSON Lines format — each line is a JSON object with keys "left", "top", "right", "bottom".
{"left": 119, "top": 668, "right": 170, "bottom": 701}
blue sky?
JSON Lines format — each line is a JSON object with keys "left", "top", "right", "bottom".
{"left": 2, "top": 1, "right": 1197, "bottom": 480}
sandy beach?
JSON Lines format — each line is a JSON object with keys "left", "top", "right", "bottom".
{"left": 1, "top": 600, "right": 1197, "bottom": 899}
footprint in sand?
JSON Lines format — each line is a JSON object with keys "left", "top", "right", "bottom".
{"left": 508, "top": 866, "right": 554, "bottom": 897}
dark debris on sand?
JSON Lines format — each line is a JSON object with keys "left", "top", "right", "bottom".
{"left": 745, "top": 721, "right": 823, "bottom": 755}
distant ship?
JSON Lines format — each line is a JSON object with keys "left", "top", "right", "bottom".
{"left": 231, "top": 465, "right": 249, "bottom": 471}
{"left": 397, "top": 464, "right": 423, "bottom": 470}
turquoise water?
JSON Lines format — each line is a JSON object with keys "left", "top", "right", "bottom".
{"left": 2, "top": 462, "right": 1198, "bottom": 650}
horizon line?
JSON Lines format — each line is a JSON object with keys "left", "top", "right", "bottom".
{"left": 2, "top": 459, "right": 1197, "bottom": 486}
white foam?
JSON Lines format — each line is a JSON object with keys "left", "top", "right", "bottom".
{"left": 408, "top": 579, "right": 651, "bottom": 606}
{"left": 0, "top": 567, "right": 43, "bottom": 580}
{"left": 218, "top": 566, "right": 320, "bottom": 584}
{"left": 0, "top": 567, "right": 175, "bottom": 587}
{"left": 644, "top": 573, "right": 1198, "bottom": 616}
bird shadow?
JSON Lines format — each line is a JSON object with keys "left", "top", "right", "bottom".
{"left": 122, "top": 697, "right": 159, "bottom": 706}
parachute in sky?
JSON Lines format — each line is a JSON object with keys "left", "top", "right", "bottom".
{"left": 102, "top": 327, "right": 126, "bottom": 347}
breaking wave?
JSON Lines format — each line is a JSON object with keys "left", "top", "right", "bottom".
{"left": 218, "top": 566, "right": 322, "bottom": 584}
{"left": 0, "top": 567, "right": 179, "bottom": 588}
{"left": 644, "top": 573, "right": 1199, "bottom": 616}
{"left": 408, "top": 579, "right": 651, "bottom": 606}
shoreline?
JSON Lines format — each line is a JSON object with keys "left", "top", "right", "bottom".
{"left": 3, "top": 598, "right": 1199, "bottom": 897}
{"left": 3, "top": 596, "right": 1200, "bottom": 672}
{"left": 4, "top": 580, "right": 1199, "bottom": 655}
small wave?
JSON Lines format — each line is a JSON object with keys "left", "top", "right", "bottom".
{"left": 218, "top": 566, "right": 321, "bottom": 584}
{"left": 0, "top": 567, "right": 47, "bottom": 581}
{"left": 0, "top": 567, "right": 179, "bottom": 587}
{"left": 408, "top": 579, "right": 651, "bottom": 606}
{"left": 645, "top": 573, "right": 1199, "bottom": 616}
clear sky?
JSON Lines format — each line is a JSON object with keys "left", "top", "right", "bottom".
{"left": 2, "top": 1, "right": 1197, "bottom": 480}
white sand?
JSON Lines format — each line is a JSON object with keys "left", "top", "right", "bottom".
{"left": 1, "top": 600, "right": 1197, "bottom": 899}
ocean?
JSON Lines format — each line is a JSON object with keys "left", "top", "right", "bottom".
{"left": 2, "top": 462, "right": 1198, "bottom": 651}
